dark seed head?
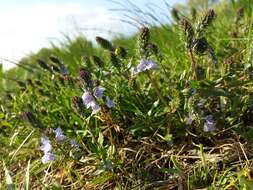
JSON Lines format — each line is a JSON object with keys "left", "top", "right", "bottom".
{"left": 79, "top": 68, "right": 93, "bottom": 88}
{"left": 193, "top": 37, "right": 209, "bottom": 55}
{"left": 147, "top": 43, "right": 159, "bottom": 55}
{"left": 191, "top": 7, "right": 197, "bottom": 21}
{"left": 49, "top": 56, "right": 61, "bottom": 65}
{"left": 181, "top": 19, "right": 194, "bottom": 49}
{"left": 138, "top": 27, "right": 150, "bottom": 57}
{"left": 21, "top": 111, "right": 43, "bottom": 128}
{"left": 26, "top": 79, "right": 33, "bottom": 86}
{"left": 115, "top": 46, "right": 127, "bottom": 58}
{"left": 72, "top": 96, "right": 84, "bottom": 111}
{"left": 37, "top": 59, "right": 52, "bottom": 73}
{"left": 110, "top": 52, "right": 119, "bottom": 67}
{"left": 235, "top": 6, "right": 244, "bottom": 24}
{"left": 79, "top": 68, "right": 91, "bottom": 81}
{"left": 171, "top": 8, "right": 180, "bottom": 22}
{"left": 35, "top": 80, "right": 42, "bottom": 86}
{"left": 96, "top": 36, "right": 114, "bottom": 51}
{"left": 139, "top": 27, "right": 150, "bottom": 42}
{"left": 92, "top": 56, "right": 104, "bottom": 67}
{"left": 17, "top": 81, "right": 26, "bottom": 88}
{"left": 196, "top": 9, "right": 216, "bottom": 36}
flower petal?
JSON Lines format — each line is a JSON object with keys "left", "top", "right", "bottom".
{"left": 54, "top": 127, "right": 67, "bottom": 142}
{"left": 93, "top": 86, "right": 105, "bottom": 99}
{"left": 91, "top": 103, "right": 100, "bottom": 115}
{"left": 82, "top": 91, "right": 95, "bottom": 108}
{"left": 40, "top": 136, "right": 51, "bottom": 153}
{"left": 41, "top": 153, "right": 55, "bottom": 164}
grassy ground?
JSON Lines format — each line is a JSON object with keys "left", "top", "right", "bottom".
{"left": 1, "top": 0, "right": 253, "bottom": 189}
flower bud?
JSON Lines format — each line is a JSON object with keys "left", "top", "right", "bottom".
{"left": 96, "top": 36, "right": 114, "bottom": 51}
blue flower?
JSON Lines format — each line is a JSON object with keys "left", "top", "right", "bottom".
{"left": 133, "top": 59, "right": 159, "bottom": 74}
{"left": 91, "top": 103, "right": 100, "bottom": 115}
{"left": 40, "top": 135, "right": 55, "bottom": 164}
{"left": 70, "top": 139, "right": 79, "bottom": 148}
{"left": 106, "top": 96, "right": 114, "bottom": 108}
{"left": 82, "top": 91, "right": 96, "bottom": 108}
{"left": 41, "top": 152, "right": 55, "bottom": 164}
{"left": 40, "top": 136, "right": 52, "bottom": 153}
{"left": 60, "top": 65, "right": 69, "bottom": 76}
{"left": 93, "top": 86, "right": 105, "bottom": 99}
{"left": 203, "top": 115, "right": 216, "bottom": 132}
{"left": 53, "top": 127, "right": 67, "bottom": 142}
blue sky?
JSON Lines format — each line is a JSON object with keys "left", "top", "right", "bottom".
{"left": 0, "top": 0, "right": 185, "bottom": 70}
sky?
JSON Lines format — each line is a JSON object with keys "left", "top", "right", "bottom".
{"left": 0, "top": 0, "right": 185, "bottom": 70}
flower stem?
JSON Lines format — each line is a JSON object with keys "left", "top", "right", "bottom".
{"left": 146, "top": 71, "right": 167, "bottom": 106}
{"left": 188, "top": 49, "right": 197, "bottom": 79}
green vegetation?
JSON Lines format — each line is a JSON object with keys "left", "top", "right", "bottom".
{"left": 1, "top": 0, "right": 253, "bottom": 189}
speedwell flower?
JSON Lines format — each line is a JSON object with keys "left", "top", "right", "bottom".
{"left": 94, "top": 86, "right": 105, "bottom": 99}
{"left": 40, "top": 136, "right": 52, "bottom": 153}
{"left": 82, "top": 91, "right": 97, "bottom": 108}
{"left": 53, "top": 127, "right": 67, "bottom": 142}
{"left": 40, "top": 135, "right": 55, "bottom": 164}
{"left": 41, "top": 152, "right": 55, "bottom": 164}
{"left": 133, "top": 59, "right": 159, "bottom": 74}
{"left": 203, "top": 115, "right": 216, "bottom": 132}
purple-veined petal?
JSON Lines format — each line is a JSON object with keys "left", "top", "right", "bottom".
{"left": 41, "top": 152, "right": 55, "bottom": 164}
{"left": 54, "top": 127, "right": 67, "bottom": 141}
{"left": 134, "top": 59, "right": 159, "bottom": 74}
{"left": 40, "top": 136, "right": 51, "bottom": 153}
{"left": 146, "top": 60, "right": 159, "bottom": 70}
{"left": 93, "top": 86, "right": 105, "bottom": 99}
{"left": 91, "top": 103, "right": 100, "bottom": 115}
{"left": 136, "top": 59, "right": 147, "bottom": 73}
{"left": 82, "top": 91, "right": 95, "bottom": 108}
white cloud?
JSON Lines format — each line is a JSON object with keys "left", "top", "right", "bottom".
{"left": 0, "top": 3, "right": 128, "bottom": 70}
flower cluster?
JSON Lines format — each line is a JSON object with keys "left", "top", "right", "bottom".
{"left": 53, "top": 127, "right": 79, "bottom": 148}
{"left": 40, "top": 136, "right": 55, "bottom": 164}
{"left": 82, "top": 86, "right": 114, "bottom": 115}
{"left": 40, "top": 127, "right": 79, "bottom": 164}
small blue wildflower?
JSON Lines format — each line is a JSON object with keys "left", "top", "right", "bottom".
{"left": 82, "top": 91, "right": 96, "bottom": 108}
{"left": 203, "top": 115, "right": 216, "bottom": 132}
{"left": 40, "top": 135, "right": 55, "bottom": 164}
{"left": 70, "top": 139, "right": 79, "bottom": 148}
{"left": 106, "top": 96, "right": 114, "bottom": 108}
{"left": 93, "top": 86, "right": 105, "bottom": 99}
{"left": 40, "top": 136, "right": 51, "bottom": 153}
{"left": 91, "top": 103, "right": 100, "bottom": 115}
{"left": 60, "top": 65, "right": 68, "bottom": 76}
{"left": 53, "top": 127, "right": 67, "bottom": 142}
{"left": 41, "top": 152, "right": 55, "bottom": 164}
{"left": 133, "top": 59, "right": 159, "bottom": 74}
